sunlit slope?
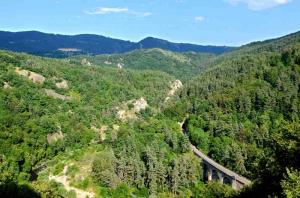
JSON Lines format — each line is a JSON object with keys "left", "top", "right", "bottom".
{"left": 71, "top": 48, "right": 215, "bottom": 82}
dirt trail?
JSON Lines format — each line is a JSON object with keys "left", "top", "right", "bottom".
{"left": 49, "top": 165, "right": 95, "bottom": 198}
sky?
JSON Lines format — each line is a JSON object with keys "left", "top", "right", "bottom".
{"left": 0, "top": 0, "right": 299, "bottom": 46}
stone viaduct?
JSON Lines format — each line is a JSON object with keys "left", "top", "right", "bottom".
{"left": 191, "top": 145, "right": 251, "bottom": 190}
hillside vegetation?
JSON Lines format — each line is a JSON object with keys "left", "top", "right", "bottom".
{"left": 0, "top": 31, "right": 234, "bottom": 57}
{"left": 0, "top": 31, "right": 300, "bottom": 198}
{"left": 164, "top": 31, "right": 300, "bottom": 197}
{"left": 0, "top": 50, "right": 233, "bottom": 197}
{"left": 71, "top": 48, "right": 215, "bottom": 82}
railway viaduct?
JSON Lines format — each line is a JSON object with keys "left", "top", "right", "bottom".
{"left": 191, "top": 145, "right": 251, "bottom": 190}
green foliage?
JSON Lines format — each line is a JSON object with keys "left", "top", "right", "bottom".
{"left": 71, "top": 49, "right": 215, "bottom": 82}
{"left": 90, "top": 119, "right": 203, "bottom": 196}
{"left": 281, "top": 169, "right": 300, "bottom": 198}
{"left": 0, "top": 49, "right": 174, "bottom": 187}
{"left": 92, "top": 150, "right": 120, "bottom": 188}
{"left": 2, "top": 31, "right": 300, "bottom": 197}
{"left": 0, "top": 182, "right": 40, "bottom": 198}
{"left": 166, "top": 36, "right": 300, "bottom": 197}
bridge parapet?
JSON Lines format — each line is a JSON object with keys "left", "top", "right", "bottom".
{"left": 191, "top": 145, "right": 251, "bottom": 190}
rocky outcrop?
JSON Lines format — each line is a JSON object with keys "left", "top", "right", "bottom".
{"left": 117, "top": 97, "right": 148, "bottom": 121}
{"left": 113, "top": 124, "right": 120, "bottom": 131}
{"left": 117, "top": 63, "right": 124, "bottom": 69}
{"left": 15, "top": 67, "right": 45, "bottom": 84}
{"left": 55, "top": 80, "right": 68, "bottom": 89}
{"left": 117, "top": 110, "right": 128, "bottom": 121}
{"left": 81, "top": 58, "right": 92, "bottom": 66}
{"left": 3, "top": 82, "right": 12, "bottom": 89}
{"left": 132, "top": 97, "right": 148, "bottom": 112}
{"left": 104, "top": 61, "right": 112, "bottom": 65}
{"left": 165, "top": 80, "right": 183, "bottom": 102}
{"left": 44, "top": 89, "right": 71, "bottom": 101}
{"left": 47, "top": 127, "right": 64, "bottom": 144}
{"left": 91, "top": 125, "right": 107, "bottom": 141}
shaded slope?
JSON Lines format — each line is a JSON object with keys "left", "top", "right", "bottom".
{"left": 135, "top": 37, "right": 233, "bottom": 54}
{"left": 0, "top": 30, "right": 234, "bottom": 57}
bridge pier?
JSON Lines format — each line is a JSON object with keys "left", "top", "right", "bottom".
{"left": 194, "top": 145, "right": 251, "bottom": 190}
{"left": 203, "top": 163, "right": 244, "bottom": 190}
{"left": 205, "top": 164, "right": 224, "bottom": 184}
{"left": 207, "top": 166, "right": 212, "bottom": 182}
{"left": 217, "top": 172, "right": 224, "bottom": 184}
{"left": 231, "top": 177, "right": 238, "bottom": 190}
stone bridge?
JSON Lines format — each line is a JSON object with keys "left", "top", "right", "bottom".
{"left": 191, "top": 145, "right": 251, "bottom": 190}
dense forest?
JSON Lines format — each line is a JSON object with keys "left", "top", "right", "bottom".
{"left": 71, "top": 49, "right": 215, "bottom": 82}
{"left": 164, "top": 32, "right": 300, "bottom": 197}
{"left": 0, "top": 31, "right": 233, "bottom": 58}
{"left": 0, "top": 31, "right": 300, "bottom": 198}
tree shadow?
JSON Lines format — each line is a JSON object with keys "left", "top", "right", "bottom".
{"left": 0, "top": 182, "right": 40, "bottom": 198}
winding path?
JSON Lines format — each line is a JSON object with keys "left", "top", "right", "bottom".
{"left": 49, "top": 165, "right": 95, "bottom": 198}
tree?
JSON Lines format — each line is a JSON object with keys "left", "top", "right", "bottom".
{"left": 92, "top": 150, "right": 120, "bottom": 188}
{"left": 281, "top": 169, "right": 300, "bottom": 198}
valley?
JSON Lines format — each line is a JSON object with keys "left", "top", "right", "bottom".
{"left": 0, "top": 30, "right": 300, "bottom": 198}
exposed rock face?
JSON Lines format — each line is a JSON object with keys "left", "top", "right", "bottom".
{"left": 81, "top": 58, "right": 91, "bottom": 66}
{"left": 113, "top": 124, "right": 120, "bottom": 131}
{"left": 47, "top": 127, "right": 64, "bottom": 144}
{"left": 55, "top": 80, "right": 68, "bottom": 89}
{"left": 117, "top": 63, "right": 124, "bottom": 69}
{"left": 165, "top": 80, "right": 183, "bottom": 102}
{"left": 104, "top": 61, "right": 112, "bottom": 65}
{"left": 15, "top": 67, "right": 45, "bottom": 84}
{"left": 3, "top": 82, "right": 12, "bottom": 89}
{"left": 168, "top": 80, "right": 183, "bottom": 96}
{"left": 117, "top": 110, "right": 128, "bottom": 121}
{"left": 44, "top": 89, "right": 71, "bottom": 101}
{"left": 91, "top": 125, "right": 107, "bottom": 141}
{"left": 117, "top": 97, "right": 148, "bottom": 121}
{"left": 133, "top": 97, "right": 148, "bottom": 112}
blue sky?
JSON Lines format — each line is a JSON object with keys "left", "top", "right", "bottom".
{"left": 0, "top": 0, "right": 299, "bottom": 46}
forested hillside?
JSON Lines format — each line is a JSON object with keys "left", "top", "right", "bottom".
{"left": 0, "top": 31, "right": 233, "bottom": 58}
{"left": 0, "top": 50, "right": 235, "bottom": 197}
{"left": 164, "top": 31, "right": 300, "bottom": 197}
{"left": 0, "top": 31, "right": 300, "bottom": 198}
{"left": 71, "top": 49, "right": 215, "bottom": 81}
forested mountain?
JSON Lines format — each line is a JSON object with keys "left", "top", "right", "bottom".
{"left": 0, "top": 31, "right": 300, "bottom": 198}
{"left": 164, "top": 31, "right": 300, "bottom": 197}
{"left": 0, "top": 31, "right": 234, "bottom": 57}
{"left": 0, "top": 50, "right": 234, "bottom": 197}
{"left": 133, "top": 37, "right": 233, "bottom": 55}
{"left": 71, "top": 48, "right": 215, "bottom": 82}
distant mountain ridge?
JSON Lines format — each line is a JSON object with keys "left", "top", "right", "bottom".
{"left": 0, "top": 30, "right": 234, "bottom": 57}
{"left": 135, "top": 37, "right": 232, "bottom": 55}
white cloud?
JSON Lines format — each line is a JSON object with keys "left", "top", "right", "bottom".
{"left": 85, "top": 7, "right": 128, "bottom": 15}
{"left": 85, "top": 7, "right": 151, "bottom": 17}
{"left": 130, "top": 11, "right": 152, "bottom": 17}
{"left": 195, "top": 16, "right": 205, "bottom": 22}
{"left": 226, "top": 0, "right": 292, "bottom": 10}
